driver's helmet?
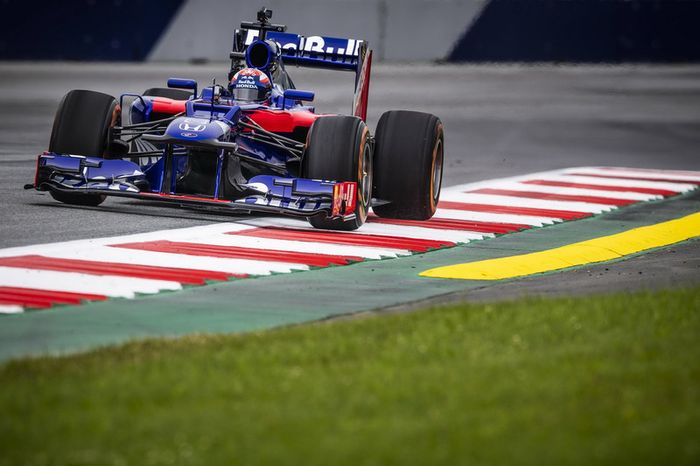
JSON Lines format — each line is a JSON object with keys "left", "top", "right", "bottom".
{"left": 229, "top": 68, "right": 272, "bottom": 103}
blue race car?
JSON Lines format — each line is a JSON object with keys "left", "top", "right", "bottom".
{"left": 27, "top": 8, "right": 444, "bottom": 230}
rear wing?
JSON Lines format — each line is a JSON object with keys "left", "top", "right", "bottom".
{"left": 229, "top": 9, "right": 372, "bottom": 120}
{"left": 242, "top": 30, "right": 365, "bottom": 72}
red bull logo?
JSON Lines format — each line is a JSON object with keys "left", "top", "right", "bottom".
{"left": 230, "top": 68, "right": 270, "bottom": 87}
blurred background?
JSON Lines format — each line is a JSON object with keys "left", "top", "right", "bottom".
{"left": 1, "top": 0, "right": 699, "bottom": 248}
{"left": 1, "top": 0, "right": 700, "bottom": 63}
{"left": 2, "top": 0, "right": 700, "bottom": 241}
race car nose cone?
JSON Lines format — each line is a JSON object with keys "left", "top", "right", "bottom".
{"left": 166, "top": 117, "right": 229, "bottom": 142}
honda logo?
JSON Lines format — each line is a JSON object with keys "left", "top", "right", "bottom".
{"left": 178, "top": 121, "right": 206, "bottom": 132}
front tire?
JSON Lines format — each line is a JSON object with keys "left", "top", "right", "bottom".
{"left": 49, "top": 190, "right": 106, "bottom": 207}
{"left": 372, "top": 110, "right": 444, "bottom": 220}
{"left": 303, "top": 116, "right": 372, "bottom": 231}
{"left": 48, "top": 89, "right": 117, "bottom": 207}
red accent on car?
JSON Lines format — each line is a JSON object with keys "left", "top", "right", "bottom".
{"left": 33, "top": 154, "right": 41, "bottom": 187}
{"left": 245, "top": 109, "right": 322, "bottom": 133}
{"left": 150, "top": 97, "right": 187, "bottom": 114}
{"left": 332, "top": 182, "right": 357, "bottom": 217}
{"left": 353, "top": 49, "right": 372, "bottom": 121}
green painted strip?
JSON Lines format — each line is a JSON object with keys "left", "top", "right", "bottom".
{"left": 1, "top": 190, "right": 698, "bottom": 362}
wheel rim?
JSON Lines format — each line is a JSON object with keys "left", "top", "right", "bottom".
{"left": 432, "top": 138, "right": 443, "bottom": 204}
{"left": 358, "top": 140, "right": 372, "bottom": 218}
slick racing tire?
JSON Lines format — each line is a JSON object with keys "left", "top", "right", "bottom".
{"left": 303, "top": 116, "right": 372, "bottom": 231}
{"left": 48, "top": 89, "right": 118, "bottom": 207}
{"left": 372, "top": 110, "right": 444, "bottom": 220}
{"left": 142, "top": 87, "right": 193, "bottom": 100}
{"left": 49, "top": 189, "right": 106, "bottom": 207}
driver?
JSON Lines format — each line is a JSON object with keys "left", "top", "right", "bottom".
{"left": 228, "top": 68, "right": 272, "bottom": 104}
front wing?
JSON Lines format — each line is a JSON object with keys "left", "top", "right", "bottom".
{"left": 28, "top": 153, "right": 357, "bottom": 221}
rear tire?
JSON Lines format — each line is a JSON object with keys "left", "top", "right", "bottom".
{"left": 372, "top": 110, "right": 444, "bottom": 220}
{"left": 48, "top": 89, "right": 117, "bottom": 207}
{"left": 303, "top": 116, "right": 372, "bottom": 231}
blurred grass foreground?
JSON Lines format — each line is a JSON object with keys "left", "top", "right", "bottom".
{"left": 1, "top": 287, "right": 699, "bottom": 465}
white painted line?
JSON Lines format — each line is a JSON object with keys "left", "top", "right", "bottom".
{"left": 173, "top": 233, "right": 411, "bottom": 260}
{"left": 37, "top": 247, "right": 308, "bottom": 275}
{"left": 0, "top": 267, "right": 182, "bottom": 299}
{"left": 442, "top": 168, "right": 576, "bottom": 193}
{"left": 244, "top": 217, "right": 490, "bottom": 243}
{"left": 443, "top": 166, "right": 700, "bottom": 194}
{"left": 0, "top": 223, "right": 257, "bottom": 258}
{"left": 488, "top": 181, "right": 660, "bottom": 201}
{"left": 586, "top": 166, "right": 700, "bottom": 180}
{"left": 537, "top": 174, "right": 697, "bottom": 192}
{"left": 434, "top": 208, "right": 558, "bottom": 226}
{"left": 0, "top": 304, "right": 24, "bottom": 314}
{"left": 0, "top": 165, "right": 695, "bottom": 316}
{"left": 440, "top": 192, "right": 615, "bottom": 213}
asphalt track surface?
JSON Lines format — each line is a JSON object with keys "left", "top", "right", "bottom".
{"left": 1, "top": 62, "right": 699, "bottom": 298}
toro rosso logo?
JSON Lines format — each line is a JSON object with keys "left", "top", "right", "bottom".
{"left": 178, "top": 121, "right": 206, "bottom": 132}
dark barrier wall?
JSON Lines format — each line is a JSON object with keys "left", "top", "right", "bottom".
{"left": 449, "top": 0, "right": 700, "bottom": 62}
{"left": 0, "top": 0, "right": 184, "bottom": 60}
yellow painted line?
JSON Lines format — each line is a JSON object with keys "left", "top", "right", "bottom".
{"left": 420, "top": 212, "right": 700, "bottom": 280}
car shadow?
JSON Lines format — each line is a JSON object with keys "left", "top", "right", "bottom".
{"left": 27, "top": 199, "right": 277, "bottom": 224}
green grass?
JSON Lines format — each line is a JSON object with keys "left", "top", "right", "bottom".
{"left": 1, "top": 288, "right": 699, "bottom": 466}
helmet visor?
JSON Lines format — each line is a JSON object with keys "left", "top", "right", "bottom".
{"left": 232, "top": 86, "right": 269, "bottom": 102}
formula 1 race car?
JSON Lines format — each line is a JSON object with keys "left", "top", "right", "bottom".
{"left": 26, "top": 8, "right": 444, "bottom": 230}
